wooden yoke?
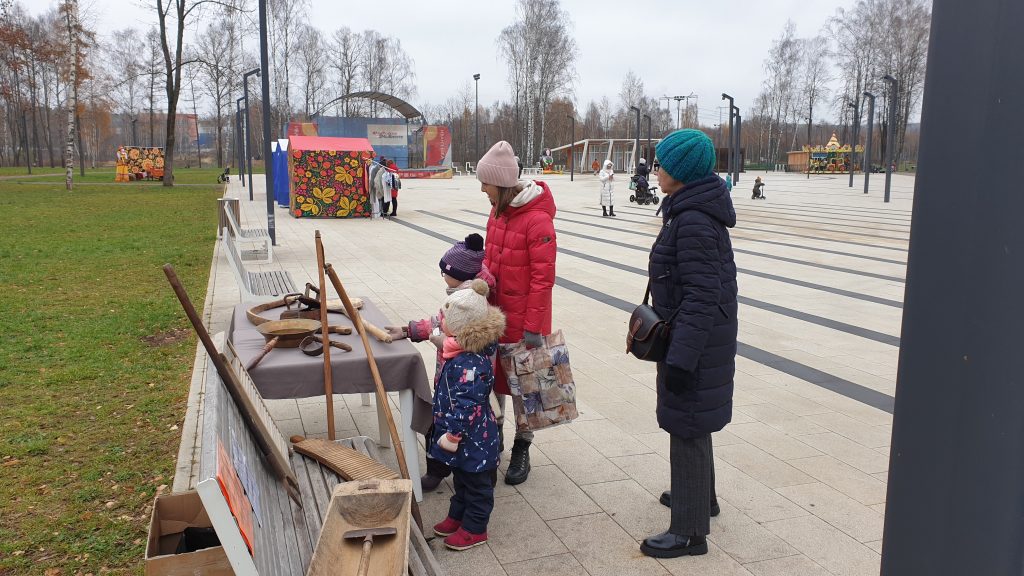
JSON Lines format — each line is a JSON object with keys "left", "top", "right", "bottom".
{"left": 323, "top": 262, "right": 424, "bottom": 531}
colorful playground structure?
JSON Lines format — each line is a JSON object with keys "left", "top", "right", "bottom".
{"left": 787, "top": 133, "right": 864, "bottom": 174}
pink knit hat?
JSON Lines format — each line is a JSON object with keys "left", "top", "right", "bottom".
{"left": 476, "top": 141, "right": 520, "bottom": 187}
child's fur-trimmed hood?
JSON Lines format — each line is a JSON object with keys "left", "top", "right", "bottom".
{"left": 456, "top": 306, "right": 506, "bottom": 353}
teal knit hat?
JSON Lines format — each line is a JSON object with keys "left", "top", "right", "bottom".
{"left": 655, "top": 129, "right": 716, "bottom": 184}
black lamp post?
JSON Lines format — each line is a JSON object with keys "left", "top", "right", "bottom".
{"left": 566, "top": 113, "right": 575, "bottom": 181}
{"left": 882, "top": 74, "right": 898, "bottom": 203}
{"left": 131, "top": 118, "right": 138, "bottom": 147}
{"left": 721, "top": 93, "right": 734, "bottom": 177}
{"left": 735, "top": 108, "right": 741, "bottom": 184}
{"left": 473, "top": 74, "right": 480, "bottom": 162}
{"left": 643, "top": 114, "right": 652, "bottom": 168}
{"left": 629, "top": 105, "right": 640, "bottom": 173}
{"left": 236, "top": 96, "right": 246, "bottom": 186}
{"left": 848, "top": 98, "right": 860, "bottom": 187}
{"left": 242, "top": 67, "right": 260, "bottom": 201}
{"left": 862, "top": 91, "right": 875, "bottom": 194}
{"left": 258, "top": 0, "right": 276, "bottom": 245}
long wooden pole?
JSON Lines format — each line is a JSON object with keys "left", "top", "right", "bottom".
{"left": 314, "top": 231, "right": 336, "bottom": 441}
{"left": 162, "top": 264, "right": 302, "bottom": 506}
{"left": 324, "top": 263, "right": 423, "bottom": 530}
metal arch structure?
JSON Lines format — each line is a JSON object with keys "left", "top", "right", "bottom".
{"left": 312, "top": 91, "right": 423, "bottom": 120}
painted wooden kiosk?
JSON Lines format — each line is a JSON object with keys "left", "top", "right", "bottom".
{"left": 288, "top": 136, "right": 375, "bottom": 218}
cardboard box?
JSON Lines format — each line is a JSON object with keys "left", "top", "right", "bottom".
{"left": 145, "top": 490, "right": 234, "bottom": 576}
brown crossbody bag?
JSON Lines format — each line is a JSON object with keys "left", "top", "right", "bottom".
{"left": 626, "top": 282, "right": 682, "bottom": 362}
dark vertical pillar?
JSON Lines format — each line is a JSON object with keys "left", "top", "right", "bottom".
{"left": 735, "top": 111, "right": 741, "bottom": 184}
{"left": 236, "top": 98, "right": 246, "bottom": 185}
{"left": 862, "top": 92, "right": 874, "bottom": 194}
{"left": 848, "top": 97, "right": 860, "bottom": 187}
{"left": 881, "top": 1, "right": 1024, "bottom": 574}
{"left": 258, "top": 0, "right": 276, "bottom": 245}
{"left": 721, "top": 94, "right": 734, "bottom": 178}
{"left": 883, "top": 75, "right": 898, "bottom": 203}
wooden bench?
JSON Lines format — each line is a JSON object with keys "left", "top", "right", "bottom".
{"left": 222, "top": 231, "right": 297, "bottom": 301}
{"left": 221, "top": 200, "right": 273, "bottom": 264}
{"left": 194, "top": 342, "right": 443, "bottom": 575}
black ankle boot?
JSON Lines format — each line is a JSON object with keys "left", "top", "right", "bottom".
{"left": 609, "top": 206, "right": 616, "bottom": 217}
{"left": 602, "top": 206, "right": 608, "bottom": 217}
{"left": 421, "top": 456, "right": 451, "bottom": 492}
{"left": 504, "top": 439, "right": 531, "bottom": 485}
{"left": 641, "top": 531, "right": 708, "bottom": 558}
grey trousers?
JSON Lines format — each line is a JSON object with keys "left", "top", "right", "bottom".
{"left": 669, "top": 433, "right": 717, "bottom": 537}
{"left": 496, "top": 394, "right": 535, "bottom": 442}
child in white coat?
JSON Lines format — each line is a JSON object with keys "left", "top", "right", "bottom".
{"left": 599, "top": 159, "right": 616, "bottom": 217}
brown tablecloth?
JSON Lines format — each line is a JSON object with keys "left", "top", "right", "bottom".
{"left": 228, "top": 299, "right": 432, "bottom": 434}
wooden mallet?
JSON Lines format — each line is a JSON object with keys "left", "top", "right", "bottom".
{"left": 343, "top": 526, "right": 397, "bottom": 576}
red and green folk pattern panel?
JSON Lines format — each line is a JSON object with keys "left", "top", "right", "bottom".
{"left": 291, "top": 149, "right": 374, "bottom": 218}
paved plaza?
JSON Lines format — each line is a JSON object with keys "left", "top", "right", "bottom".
{"left": 175, "top": 168, "right": 915, "bottom": 576}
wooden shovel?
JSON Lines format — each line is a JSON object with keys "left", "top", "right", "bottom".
{"left": 323, "top": 261, "right": 423, "bottom": 531}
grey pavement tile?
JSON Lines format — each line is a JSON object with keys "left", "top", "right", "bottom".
{"left": 582, "top": 479, "right": 667, "bottom": 540}
{"left": 274, "top": 417, "right": 305, "bottom": 439}
{"left": 762, "top": 515, "right": 881, "bottom": 576}
{"left": 530, "top": 424, "right": 583, "bottom": 445}
{"left": 568, "top": 418, "right": 653, "bottom": 458}
{"left": 657, "top": 541, "right": 755, "bottom": 575}
{"left": 796, "top": 433, "right": 889, "bottom": 475}
{"left": 609, "top": 453, "right": 670, "bottom": 496}
{"left": 513, "top": 464, "right": 602, "bottom": 521}
{"left": 744, "top": 554, "right": 834, "bottom": 576}
{"left": 635, "top": 431, "right": 670, "bottom": 459}
{"left": 715, "top": 461, "right": 809, "bottom": 524}
{"left": 486, "top": 494, "right": 569, "bottom": 564}
{"left": 869, "top": 503, "right": 886, "bottom": 515}
{"left": 706, "top": 502, "right": 799, "bottom": 564}
{"left": 745, "top": 387, "right": 832, "bottom": 417}
{"left": 715, "top": 429, "right": 746, "bottom": 447}
{"left": 727, "top": 422, "right": 822, "bottom": 461}
{"left": 428, "top": 537, "right": 508, "bottom": 576}
{"left": 501, "top": 553, "right": 591, "bottom": 576}
{"left": 788, "top": 455, "right": 888, "bottom": 506}
{"left": 264, "top": 398, "right": 300, "bottom": 420}
{"left": 804, "top": 412, "right": 892, "bottom": 448}
{"left": 864, "top": 540, "right": 883, "bottom": 554}
{"left": 539, "top": 439, "right": 630, "bottom": 486}
{"left": 775, "top": 482, "right": 884, "bottom": 543}
{"left": 872, "top": 472, "right": 889, "bottom": 483}
{"left": 548, "top": 512, "right": 670, "bottom": 576}
{"left": 736, "top": 403, "right": 828, "bottom": 436}
{"left": 715, "top": 442, "right": 817, "bottom": 489}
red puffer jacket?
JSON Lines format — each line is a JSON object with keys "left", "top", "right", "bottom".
{"left": 484, "top": 180, "right": 557, "bottom": 394}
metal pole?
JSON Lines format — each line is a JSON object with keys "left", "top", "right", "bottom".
{"left": 881, "top": 1, "right": 1024, "bottom": 572}
{"left": 243, "top": 68, "right": 260, "bottom": 201}
{"left": 567, "top": 114, "right": 574, "bottom": 181}
{"left": 236, "top": 97, "right": 246, "bottom": 186}
{"left": 643, "top": 114, "right": 651, "bottom": 169}
{"left": 721, "top": 93, "right": 734, "bottom": 177}
{"left": 882, "top": 74, "right": 898, "bottom": 203}
{"left": 735, "top": 111, "right": 742, "bottom": 184}
{"left": 131, "top": 118, "right": 138, "bottom": 147}
{"left": 629, "top": 106, "right": 640, "bottom": 173}
{"left": 862, "top": 91, "right": 875, "bottom": 194}
{"left": 473, "top": 74, "right": 480, "bottom": 162}
{"left": 848, "top": 98, "right": 860, "bottom": 187}
{"left": 258, "top": 0, "right": 276, "bottom": 245}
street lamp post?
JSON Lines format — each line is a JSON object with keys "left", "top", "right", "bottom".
{"left": 882, "top": 74, "right": 898, "bottom": 203}
{"left": 258, "top": 0, "right": 276, "bottom": 245}
{"left": 629, "top": 105, "right": 641, "bottom": 173}
{"left": 673, "top": 95, "right": 685, "bottom": 129}
{"left": 735, "top": 109, "right": 742, "bottom": 184}
{"left": 243, "top": 67, "right": 261, "bottom": 201}
{"left": 643, "top": 114, "right": 652, "bottom": 170}
{"left": 566, "top": 113, "right": 575, "bottom": 181}
{"left": 862, "top": 91, "right": 875, "bottom": 194}
{"left": 848, "top": 98, "right": 860, "bottom": 187}
{"left": 721, "top": 93, "right": 734, "bottom": 178}
{"left": 236, "top": 97, "right": 246, "bottom": 186}
{"left": 473, "top": 74, "right": 480, "bottom": 162}
{"left": 131, "top": 118, "right": 138, "bottom": 147}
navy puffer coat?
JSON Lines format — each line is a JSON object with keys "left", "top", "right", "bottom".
{"left": 649, "top": 174, "right": 738, "bottom": 438}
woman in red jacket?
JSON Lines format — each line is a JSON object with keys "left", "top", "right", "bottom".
{"left": 475, "top": 141, "right": 557, "bottom": 485}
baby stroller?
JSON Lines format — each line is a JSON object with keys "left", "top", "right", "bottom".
{"left": 629, "top": 174, "right": 660, "bottom": 205}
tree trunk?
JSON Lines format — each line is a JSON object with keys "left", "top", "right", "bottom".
{"left": 64, "top": 0, "right": 78, "bottom": 190}
{"left": 76, "top": 112, "right": 85, "bottom": 177}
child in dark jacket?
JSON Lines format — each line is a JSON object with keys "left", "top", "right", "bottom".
{"left": 385, "top": 234, "right": 496, "bottom": 492}
{"left": 429, "top": 279, "right": 505, "bottom": 550}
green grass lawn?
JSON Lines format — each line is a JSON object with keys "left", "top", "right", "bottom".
{"left": 0, "top": 166, "right": 242, "bottom": 186}
{"left": 0, "top": 180, "right": 222, "bottom": 574}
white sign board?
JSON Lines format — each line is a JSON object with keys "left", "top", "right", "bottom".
{"left": 367, "top": 124, "right": 407, "bottom": 147}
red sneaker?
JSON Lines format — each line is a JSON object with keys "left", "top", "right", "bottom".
{"left": 432, "top": 517, "right": 462, "bottom": 538}
{"left": 444, "top": 527, "right": 488, "bottom": 551}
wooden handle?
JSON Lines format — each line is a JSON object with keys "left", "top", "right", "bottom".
{"left": 245, "top": 336, "right": 279, "bottom": 371}
{"left": 162, "top": 264, "right": 302, "bottom": 507}
{"left": 324, "top": 263, "right": 424, "bottom": 531}
{"left": 315, "top": 231, "right": 336, "bottom": 441}
{"left": 356, "top": 537, "right": 373, "bottom": 576}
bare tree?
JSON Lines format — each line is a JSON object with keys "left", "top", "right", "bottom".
{"left": 295, "top": 23, "right": 328, "bottom": 118}
{"left": 328, "top": 27, "right": 362, "bottom": 117}
{"left": 60, "top": 0, "right": 80, "bottom": 189}
{"left": 800, "top": 35, "right": 831, "bottom": 151}
{"left": 109, "top": 28, "right": 146, "bottom": 147}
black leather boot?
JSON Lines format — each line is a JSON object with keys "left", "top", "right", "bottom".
{"left": 421, "top": 456, "right": 451, "bottom": 492}
{"left": 659, "top": 490, "right": 720, "bottom": 517}
{"left": 609, "top": 206, "right": 616, "bottom": 217}
{"left": 640, "top": 531, "right": 708, "bottom": 558}
{"left": 602, "top": 206, "right": 608, "bottom": 217}
{"left": 504, "top": 439, "right": 531, "bottom": 485}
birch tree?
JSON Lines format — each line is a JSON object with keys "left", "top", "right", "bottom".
{"left": 60, "top": 0, "right": 79, "bottom": 190}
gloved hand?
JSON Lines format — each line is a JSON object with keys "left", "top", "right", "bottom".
{"left": 384, "top": 326, "right": 408, "bottom": 340}
{"left": 523, "top": 331, "right": 544, "bottom": 350}
{"left": 663, "top": 364, "right": 698, "bottom": 395}
{"left": 437, "top": 432, "right": 461, "bottom": 453}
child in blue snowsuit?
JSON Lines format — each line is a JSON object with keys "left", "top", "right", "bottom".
{"left": 429, "top": 279, "right": 505, "bottom": 551}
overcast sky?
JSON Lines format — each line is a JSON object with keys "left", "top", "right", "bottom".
{"left": 32, "top": 0, "right": 845, "bottom": 123}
